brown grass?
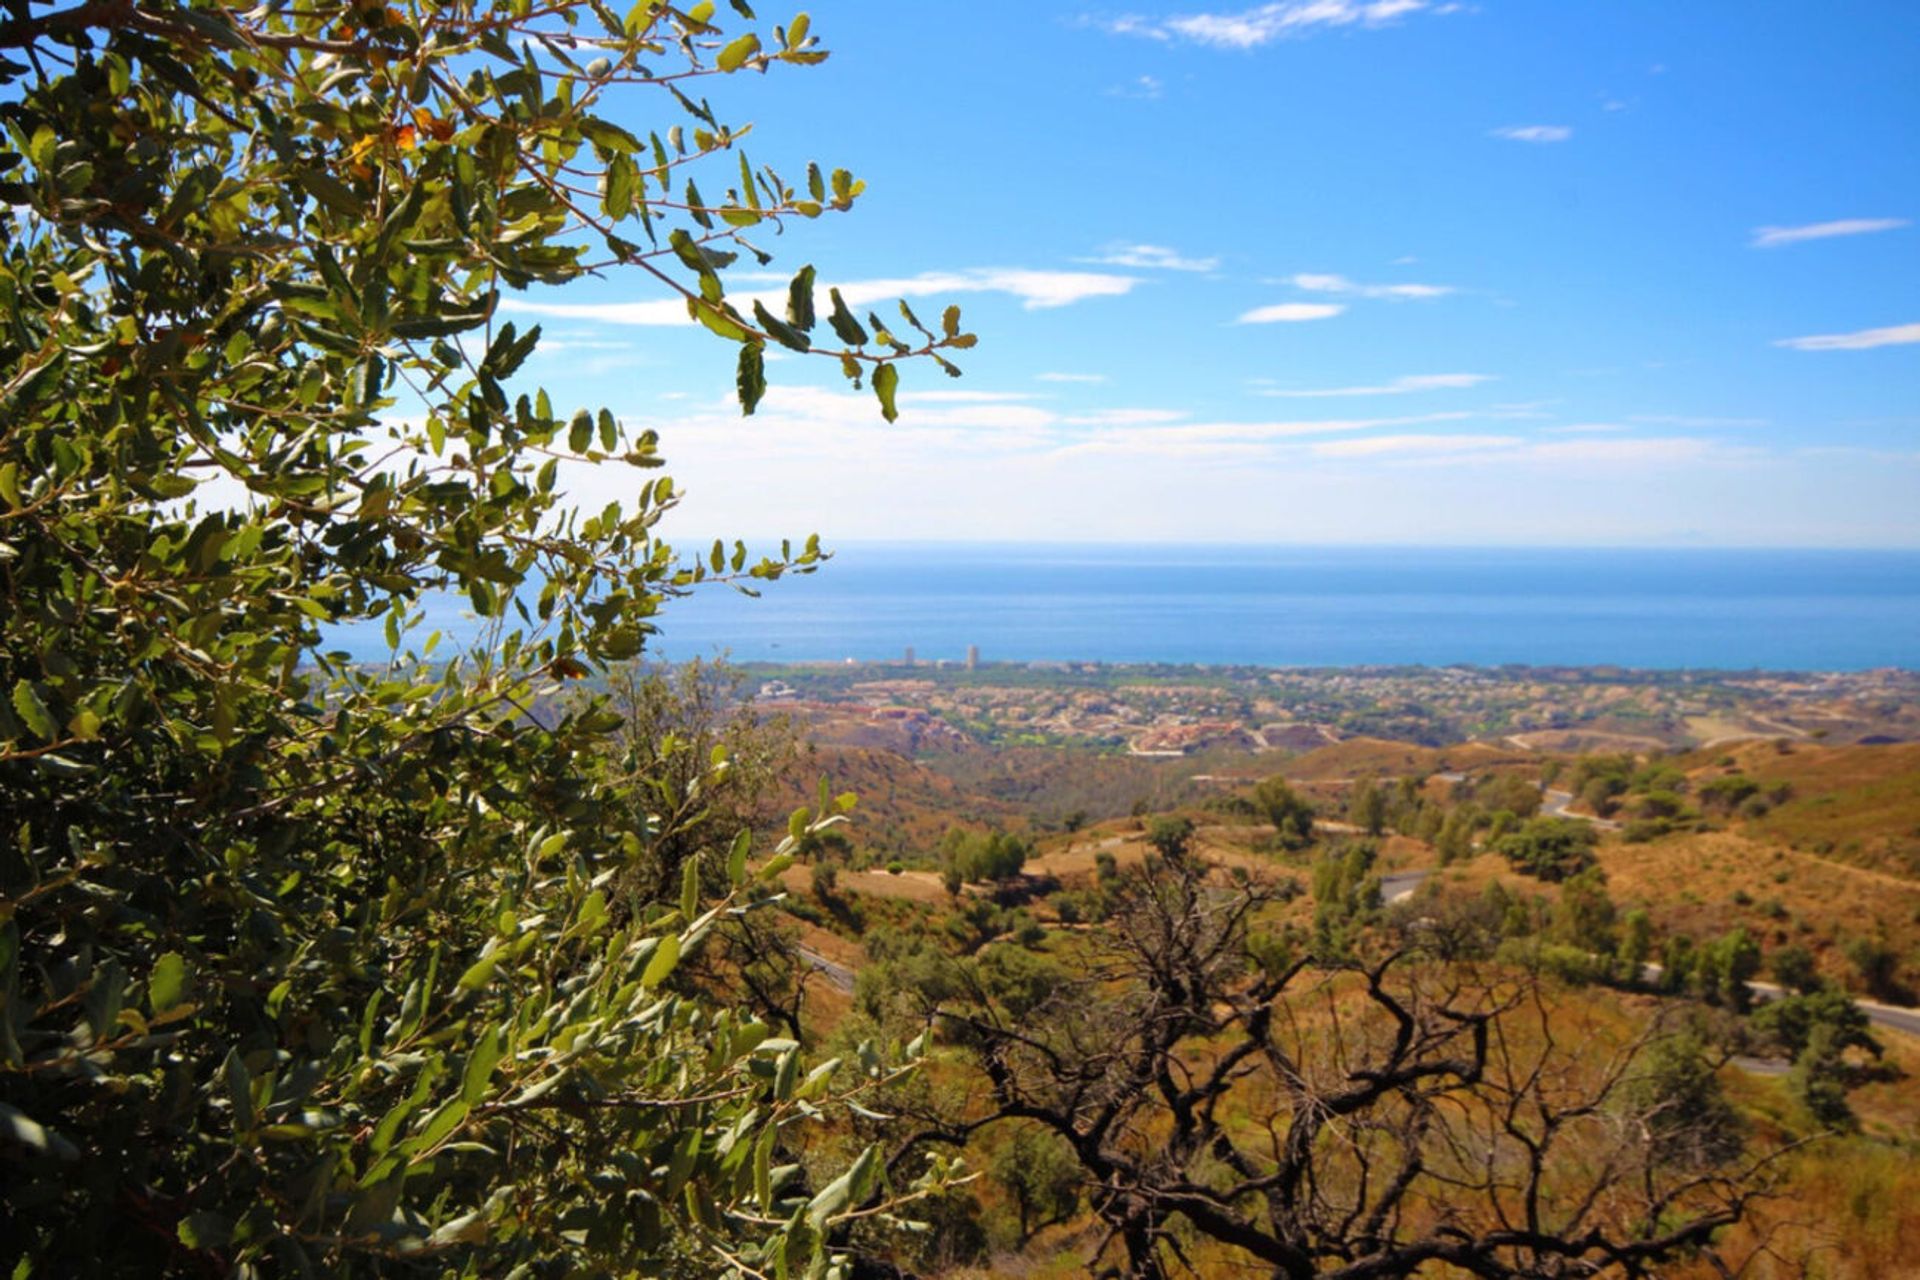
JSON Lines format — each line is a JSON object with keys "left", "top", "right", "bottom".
{"left": 1598, "top": 829, "right": 1920, "bottom": 989}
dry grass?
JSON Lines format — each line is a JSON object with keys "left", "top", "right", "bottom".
{"left": 1280, "top": 737, "right": 1535, "bottom": 781}
{"left": 1598, "top": 829, "right": 1920, "bottom": 988}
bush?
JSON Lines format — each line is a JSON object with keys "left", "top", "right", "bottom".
{"left": 0, "top": 3, "right": 976, "bottom": 1268}
{"left": 1770, "top": 943, "right": 1821, "bottom": 993}
{"left": 940, "top": 827, "right": 1031, "bottom": 884}
{"left": 1147, "top": 815, "right": 1196, "bottom": 860}
{"left": 1495, "top": 817, "right": 1600, "bottom": 882}
{"left": 887, "top": 860, "right": 907, "bottom": 875}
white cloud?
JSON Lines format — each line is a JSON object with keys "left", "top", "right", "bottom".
{"left": 1237, "top": 302, "right": 1345, "bottom": 323}
{"left": 1036, "top": 372, "right": 1108, "bottom": 383}
{"left": 501, "top": 267, "right": 1141, "bottom": 327}
{"left": 1490, "top": 125, "right": 1572, "bottom": 143}
{"left": 1261, "top": 372, "right": 1492, "bottom": 397}
{"left": 1523, "top": 436, "right": 1743, "bottom": 465}
{"left": 1749, "top": 218, "right": 1909, "bottom": 249}
{"left": 1628, "top": 414, "right": 1768, "bottom": 428}
{"left": 1539, "top": 423, "right": 1630, "bottom": 435}
{"left": 1065, "top": 408, "right": 1193, "bottom": 426}
{"left": 1058, "top": 411, "right": 1474, "bottom": 454}
{"left": 1284, "top": 272, "right": 1453, "bottom": 299}
{"left": 1310, "top": 433, "right": 1518, "bottom": 458}
{"left": 1108, "top": 74, "right": 1165, "bottom": 99}
{"left": 1092, "top": 0, "right": 1441, "bottom": 48}
{"left": 1083, "top": 242, "right": 1219, "bottom": 272}
{"left": 1774, "top": 322, "right": 1920, "bottom": 352}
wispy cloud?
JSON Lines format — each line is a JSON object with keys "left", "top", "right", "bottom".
{"left": 1539, "top": 423, "right": 1630, "bottom": 435}
{"left": 1774, "top": 322, "right": 1920, "bottom": 352}
{"left": 1490, "top": 125, "right": 1572, "bottom": 143}
{"left": 1261, "top": 372, "right": 1493, "bottom": 397}
{"left": 1628, "top": 414, "right": 1768, "bottom": 428}
{"left": 1237, "top": 302, "right": 1346, "bottom": 323}
{"left": 1311, "top": 433, "right": 1517, "bottom": 458}
{"left": 1281, "top": 272, "right": 1453, "bottom": 299}
{"left": 1107, "top": 74, "right": 1165, "bottom": 99}
{"left": 1088, "top": 0, "right": 1442, "bottom": 48}
{"left": 1749, "top": 218, "right": 1908, "bottom": 249}
{"left": 1036, "top": 372, "right": 1108, "bottom": 383}
{"left": 1083, "top": 242, "right": 1220, "bottom": 272}
{"left": 501, "top": 268, "right": 1141, "bottom": 326}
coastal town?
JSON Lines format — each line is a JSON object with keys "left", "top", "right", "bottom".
{"left": 749, "top": 659, "right": 1920, "bottom": 757}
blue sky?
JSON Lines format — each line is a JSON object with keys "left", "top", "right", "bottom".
{"left": 505, "top": 1, "right": 1920, "bottom": 547}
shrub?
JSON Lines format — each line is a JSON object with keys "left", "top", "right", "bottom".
{"left": 1495, "top": 817, "right": 1600, "bottom": 882}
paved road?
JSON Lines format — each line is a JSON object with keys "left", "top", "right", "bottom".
{"left": 795, "top": 945, "right": 856, "bottom": 994}
{"left": 1541, "top": 787, "right": 1619, "bottom": 830}
{"left": 1381, "top": 870, "right": 1429, "bottom": 903}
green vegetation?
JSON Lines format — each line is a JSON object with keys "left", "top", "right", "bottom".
{"left": 1496, "top": 816, "right": 1601, "bottom": 881}
{"left": 3, "top": 1, "right": 1917, "bottom": 1274}
{"left": 0, "top": 3, "right": 976, "bottom": 1272}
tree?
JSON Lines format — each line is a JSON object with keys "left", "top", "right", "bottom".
{"left": 1620, "top": 907, "right": 1655, "bottom": 982}
{"left": 1347, "top": 776, "right": 1388, "bottom": 836}
{"left": 987, "top": 1123, "right": 1082, "bottom": 1247}
{"left": 892, "top": 856, "right": 1781, "bottom": 1279}
{"left": 0, "top": 3, "right": 973, "bottom": 1271}
{"left": 1769, "top": 942, "right": 1821, "bottom": 994}
{"left": 1311, "top": 840, "right": 1381, "bottom": 960}
{"left": 1434, "top": 804, "right": 1476, "bottom": 864}
{"left": 1550, "top": 866, "right": 1618, "bottom": 959}
{"left": 1146, "top": 813, "right": 1195, "bottom": 861}
{"left": 1496, "top": 815, "right": 1600, "bottom": 882}
{"left": 1253, "top": 774, "right": 1316, "bottom": 849}
{"left": 1697, "top": 928, "right": 1762, "bottom": 1011}
{"left": 941, "top": 826, "right": 1030, "bottom": 885}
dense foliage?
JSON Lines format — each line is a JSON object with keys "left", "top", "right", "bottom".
{"left": 0, "top": 0, "right": 973, "bottom": 1272}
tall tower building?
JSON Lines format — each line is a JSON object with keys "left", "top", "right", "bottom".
{"left": 965, "top": 645, "right": 979, "bottom": 671}
{"left": 903, "top": 645, "right": 915, "bottom": 667}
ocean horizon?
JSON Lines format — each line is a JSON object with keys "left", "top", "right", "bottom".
{"left": 330, "top": 544, "right": 1920, "bottom": 672}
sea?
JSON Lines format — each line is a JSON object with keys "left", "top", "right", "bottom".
{"left": 333, "top": 545, "right": 1920, "bottom": 672}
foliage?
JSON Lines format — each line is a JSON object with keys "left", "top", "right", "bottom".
{"left": 1144, "top": 813, "right": 1194, "bottom": 861}
{"left": 1252, "top": 774, "right": 1316, "bottom": 849}
{"left": 1310, "top": 840, "right": 1380, "bottom": 961}
{"left": 1695, "top": 928, "right": 1763, "bottom": 1011}
{"left": 1770, "top": 942, "right": 1821, "bottom": 994}
{"left": 939, "top": 826, "right": 1030, "bottom": 885}
{"left": 0, "top": 1, "right": 975, "bottom": 1271}
{"left": 1345, "top": 775, "right": 1387, "bottom": 836}
{"left": 1627, "top": 1030, "right": 1746, "bottom": 1169}
{"left": 986, "top": 1123, "right": 1081, "bottom": 1247}
{"left": 1495, "top": 815, "right": 1600, "bottom": 882}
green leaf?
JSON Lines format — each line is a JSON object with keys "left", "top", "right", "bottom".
{"left": 224, "top": 1047, "right": 255, "bottom": 1134}
{"left": 640, "top": 933, "right": 680, "bottom": 988}
{"left": 872, "top": 363, "right": 900, "bottom": 423}
{"left": 826, "top": 287, "right": 867, "bottom": 345}
{"left": 787, "top": 265, "right": 816, "bottom": 331}
{"left": 736, "top": 341, "right": 766, "bottom": 414}
{"left": 729, "top": 828, "right": 751, "bottom": 887}
{"left": 10, "top": 681, "right": 55, "bottom": 741}
{"left": 176, "top": 1212, "right": 234, "bottom": 1249}
{"left": 149, "top": 952, "right": 190, "bottom": 1014}
{"left": 752, "top": 299, "right": 810, "bottom": 352}
{"left": 461, "top": 1024, "right": 510, "bottom": 1104}
{"left": 717, "top": 32, "right": 761, "bottom": 71}
{"left": 0, "top": 462, "right": 19, "bottom": 509}
{"left": 680, "top": 854, "right": 701, "bottom": 922}
{"left": 408, "top": 1099, "right": 470, "bottom": 1157}
{"left": 455, "top": 953, "right": 499, "bottom": 993}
